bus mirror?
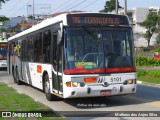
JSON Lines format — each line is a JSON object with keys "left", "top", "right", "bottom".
{"left": 57, "top": 30, "right": 62, "bottom": 45}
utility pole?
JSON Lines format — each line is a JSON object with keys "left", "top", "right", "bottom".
{"left": 124, "top": 0, "right": 127, "bottom": 15}
{"left": 115, "top": 0, "right": 118, "bottom": 14}
{"left": 33, "top": 0, "right": 34, "bottom": 20}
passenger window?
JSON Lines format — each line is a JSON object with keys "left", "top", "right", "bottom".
{"left": 43, "top": 30, "right": 51, "bottom": 63}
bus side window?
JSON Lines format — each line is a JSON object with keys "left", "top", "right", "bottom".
{"left": 43, "top": 30, "right": 51, "bottom": 63}
{"left": 34, "top": 33, "right": 43, "bottom": 62}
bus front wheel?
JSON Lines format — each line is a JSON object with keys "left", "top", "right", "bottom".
{"left": 44, "top": 74, "right": 56, "bottom": 101}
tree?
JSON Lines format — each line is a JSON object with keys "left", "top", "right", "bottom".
{"left": 0, "top": 16, "right": 9, "bottom": 22}
{"left": 0, "top": 16, "right": 9, "bottom": 32}
{"left": 141, "top": 13, "right": 160, "bottom": 47}
{"left": 156, "top": 32, "right": 160, "bottom": 45}
{"left": 0, "top": 0, "right": 9, "bottom": 9}
{"left": 100, "top": 0, "right": 122, "bottom": 13}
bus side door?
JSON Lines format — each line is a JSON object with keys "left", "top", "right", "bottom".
{"left": 52, "top": 31, "right": 63, "bottom": 94}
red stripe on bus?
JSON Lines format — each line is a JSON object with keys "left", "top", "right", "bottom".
{"left": 106, "top": 67, "right": 136, "bottom": 73}
{"left": 64, "top": 67, "right": 136, "bottom": 74}
{"left": 64, "top": 68, "right": 105, "bottom": 74}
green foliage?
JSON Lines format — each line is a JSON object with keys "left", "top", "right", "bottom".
{"left": 100, "top": 0, "right": 122, "bottom": 13}
{"left": 141, "top": 13, "right": 160, "bottom": 47}
{"left": 0, "top": 16, "right": 9, "bottom": 22}
{"left": 137, "top": 70, "right": 147, "bottom": 77}
{"left": 136, "top": 56, "right": 160, "bottom": 66}
{"left": 137, "top": 70, "right": 160, "bottom": 78}
{"left": 0, "top": 83, "right": 63, "bottom": 119}
{"left": 156, "top": 32, "right": 160, "bottom": 44}
{"left": 142, "top": 47, "right": 151, "bottom": 52}
{"left": 153, "top": 48, "right": 160, "bottom": 52}
{"left": 0, "top": 0, "right": 5, "bottom": 4}
{"left": 0, "top": 0, "right": 9, "bottom": 8}
{"left": 137, "top": 70, "right": 160, "bottom": 84}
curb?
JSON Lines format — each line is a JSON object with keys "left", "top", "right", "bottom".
{"left": 137, "top": 80, "right": 160, "bottom": 88}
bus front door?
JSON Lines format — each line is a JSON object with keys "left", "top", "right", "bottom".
{"left": 52, "top": 32, "right": 63, "bottom": 94}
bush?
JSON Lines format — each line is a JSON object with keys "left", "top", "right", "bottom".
{"left": 136, "top": 56, "right": 160, "bottom": 66}
{"left": 142, "top": 47, "right": 151, "bottom": 52}
{"left": 137, "top": 70, "right": 160, "bottom": 78}
{"left": 153, "top": 48, "right": 160, "bottom": 52}
{"left": 137, "top": 70, "right": 147, "bottom": 77}
{"left": 148, "top": 70, "right": 160, "bottom": 78}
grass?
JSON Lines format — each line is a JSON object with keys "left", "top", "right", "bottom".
{"left": 138, "top": 76, "right": 160, "bottom": 84}
{"left": 137, "top": 70, "right": 160, "bottom": 84}
{"left": 0, "top": 83, "right": 64, "bottom": 120}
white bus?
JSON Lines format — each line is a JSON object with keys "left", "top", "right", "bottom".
{"left": 0, "top": 39, "right": 7, "bottom": 68}
{"left": 8, "top": 12, "right": 137, "bottom": 101}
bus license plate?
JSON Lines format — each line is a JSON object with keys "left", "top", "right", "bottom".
{"left": 100, "top": 90, "right": 111, "bottom": 95}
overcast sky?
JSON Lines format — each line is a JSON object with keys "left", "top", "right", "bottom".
{"left": 0, "top": 0, "right": 160, "bottom": 17}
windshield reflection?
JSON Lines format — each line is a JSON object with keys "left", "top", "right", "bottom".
{"left": 64, "top": 26, "right": 134, "bottom": 74}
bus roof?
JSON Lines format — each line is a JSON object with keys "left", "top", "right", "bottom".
{"left": 8, "top": 12, "right": 129, "bottom": 41}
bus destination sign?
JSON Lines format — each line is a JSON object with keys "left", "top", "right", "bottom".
{"left": 0, "top": 43, "right": 7, "bottom": 47}
{"left": 67, "top": 14, "right": 129, "bottom": 26}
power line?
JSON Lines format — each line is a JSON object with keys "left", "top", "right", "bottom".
{"left": 79, "top": 0, "right": 98, "bottom": 11}
{"left": 5, "top": 0, "right": 23, "bottom": 16}
{"left": 57, "top": 0, "right": 79, "bottom": 12}
{"left": 49, "top": 0, "right": 71, "bottom": 14}
{"left": 65, "top": 0, "right": 88, "bottom": 12}
{"left": 13, "top": 0, "right": 32, "bottom": 17}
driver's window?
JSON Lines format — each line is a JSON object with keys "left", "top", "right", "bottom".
{"left": 53, "top": 32, "right": 62, "bottom": 73}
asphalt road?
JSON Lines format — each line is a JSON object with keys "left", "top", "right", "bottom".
{"left": 0, "top": 69, "right": 160, "bottom": 120}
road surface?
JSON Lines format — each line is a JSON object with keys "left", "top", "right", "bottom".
{"left": 0, "top": 69, "right": 160, "bottom": 120}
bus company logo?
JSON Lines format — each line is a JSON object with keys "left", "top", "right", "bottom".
{"left": 2, "top": 112, "right": 11, "bottom": 117}
{"left": 97, "top": 77, "right": 105, "bottom": 83}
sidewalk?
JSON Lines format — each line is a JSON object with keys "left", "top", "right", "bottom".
{"left": 136, "top": 66, "right": 160, "bottom": 70}
{"left": 137, "top": 80, "right": 160, "bottom": 88}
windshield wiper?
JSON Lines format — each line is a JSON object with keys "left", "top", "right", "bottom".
{"left": 82, "top": 25, "right": 98, "bottom": 40}
{"left": 111, "top": 25, "right": 119, "bottom": 44}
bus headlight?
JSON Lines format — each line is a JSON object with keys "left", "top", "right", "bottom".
{"left": 72, "top": 82, "right": 78, "bottom": 87}
{"left": 123, "top": 79, "right": 135, "bottom": 85}
{"left": 66, "top": 82, "right": 78, "bottom": 87}
{"left": 128, "top": 79, "right": 134, "bottom": 84}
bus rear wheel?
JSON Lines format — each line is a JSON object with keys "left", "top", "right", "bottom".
{"left": 44, "top": 74, "right": 56, "bottom": 101}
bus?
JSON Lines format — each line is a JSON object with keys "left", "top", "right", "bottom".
{"left": 0, "top": 39, "right": 7, "bottom": 68}
{"left": 8, "top": 12, "right": 136, "bottom": 101}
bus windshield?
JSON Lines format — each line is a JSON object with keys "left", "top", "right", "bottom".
{"left": 64, "top": 26, "right": 134, "bottom": 74}
{"left": 0, "top": 43, "right": 7, "bottom": 60}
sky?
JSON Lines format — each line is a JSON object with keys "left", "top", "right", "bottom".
{"left": 0, "top": 0, "right": 160, "bottom": 18}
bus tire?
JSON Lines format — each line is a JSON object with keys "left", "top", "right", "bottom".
{"left": 15, "top": 67, "right": 21, "bottom": 85}
{"left": 44, "top": 74, "right": 56, "bottom": 101}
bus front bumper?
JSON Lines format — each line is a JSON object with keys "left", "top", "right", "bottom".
{"left": 63, "top": 84, "right": 137, "bottom": 98}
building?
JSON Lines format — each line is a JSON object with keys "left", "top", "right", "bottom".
{"left": 12, "top": 23, "right": 33, "bottom": 33}
{"left": 2, "top": 16, "right": 37, "bottom": 29}
{"left": 117, "top": 7, "right": 160, "bottom": 47}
